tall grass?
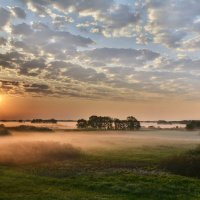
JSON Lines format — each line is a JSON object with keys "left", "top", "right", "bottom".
{"left": 160, "top": 145, "right": 200, "bottom": 178}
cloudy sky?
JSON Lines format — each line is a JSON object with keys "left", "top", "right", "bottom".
{"left": 0, "top": 0, "right": 200, "bottom": 120}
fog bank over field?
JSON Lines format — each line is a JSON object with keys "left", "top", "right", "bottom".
{"left": 0, "top": 130, "right": 199, "bottom": 165}
{"left": 0, "top": 142, "right": 81, "bottom": 165}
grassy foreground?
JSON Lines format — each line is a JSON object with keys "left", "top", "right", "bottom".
{"left": 1, "top": 140, "right": 200, "bottom": 199}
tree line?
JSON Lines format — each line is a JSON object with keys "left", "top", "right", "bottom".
{"left": 77, "top": 116, "right": 140, "bottom": 130}
{"left": 31, "top": 119, "right": 57, "bottom": 124}
{"left": 186, "top": 120, "right": 200, "bottom": 130}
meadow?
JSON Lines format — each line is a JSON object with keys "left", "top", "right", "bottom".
{"left": 1, "top": 130, "right": 200, "bottom": 200}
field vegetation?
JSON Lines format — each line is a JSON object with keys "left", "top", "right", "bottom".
{"left": 0, "top": 130, "right": 200, "bottom": 199}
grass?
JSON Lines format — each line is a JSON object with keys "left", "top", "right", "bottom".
{"left": 160, "top": 145, "right": 200, "bottom": 178}
{"left": 1, "top": 166, "right": 200, "bottom": 200}
{"left": 1, "top": 135, "right": 200, "bottom": 199}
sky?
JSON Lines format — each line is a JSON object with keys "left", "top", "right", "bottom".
{"left": 0, "top": 0, "right": 200, "bottom": 120}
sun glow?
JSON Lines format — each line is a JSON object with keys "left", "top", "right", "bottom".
{"left": 0, "top": 95, "right": 4, "bottom": 104}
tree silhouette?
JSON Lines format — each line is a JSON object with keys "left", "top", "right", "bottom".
{"left": 88, "top": 115, "right": 99, "bottom": 129}
{"left": 77, "top": 119, "right": 88, "bottom": 129}
{"left": 186, "top": 121, "right": 200, "bottom": 130}
{"left": 77, "top": 115, "right": 140, "bottom": 131}
{"left": 126, "top": 116, "right": 141, "bottom": 130}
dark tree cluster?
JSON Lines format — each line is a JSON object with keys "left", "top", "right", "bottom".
{"left": 114, "top": 116, "right": 140, "bottom": 130}
{"left": 31, "top": 119, "right": 57, "bottom": 124}
{"left": 186, "top": 120, "right": 200, "bottom": 130}
{"left": 9, "top": 125, "right": 53, "bottom": 132}
{"left": 77, "top": 115, "right": 140, "bottom": 130}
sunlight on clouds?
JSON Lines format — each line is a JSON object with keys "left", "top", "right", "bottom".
{"left": 0, "top": 0, "right": 200, "bottom": 119}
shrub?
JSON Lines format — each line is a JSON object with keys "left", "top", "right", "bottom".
{"left": 9, "top": 125, "right": 53, "bottom": 132}
{"left": 160, "top": 145, "right": 200, "bottom": 178}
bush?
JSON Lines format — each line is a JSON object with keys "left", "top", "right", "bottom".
{"left": 9, "top": 125, "right": 53, "bottom": 132}
{"left": 160, "top": 145, "right": 200, "bottom": 177}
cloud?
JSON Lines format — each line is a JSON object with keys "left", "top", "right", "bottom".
{"left": 52, "top": 0, "right": 113, "bottom": 14}
{"left": 26, "top": 0, "right": 49, "bottom": 16}
{"left": 0, "top": 80, "right": 19, "bottom": 88}
{"left": 11, "top": 22, "right": 94, "bottom": 57}
{"left": 145, "top": 0, "right": 200, "bottom": 49}
{"left": 63, "top": 65, "right": 107, "bottom": 83}
{"left": 0, "top": 51, "right": 23, "bottom": 69}
{"left": 19, "top": 58, "right": 46, "bottom": 76}
{"left": 82, "top": 48, "right": 160, "bottom": 67}
{"left": 98, "top": 4, "right": 141, "bottom": 38}
{"left": 0, "top": 60, "right": 13, "bottom": 69}
{"left": 19, "top": 0, "right": 141, "bottom": 38}
{"left": 0, "top": 37, "right": 7, "bottom": 46}
{"left": 0, "top": 79, "right": 53, "bottom": 96}
{"left": 0, "top": 80, "right": 22, "bottom": 95}
{"left": 24, "top": 83, "right": 52, "bottom": 94}
{"left": 74, "top": 2, "right": 142, "bottom": 37}
{"left": 181, "top": 36, "right": 200, "bottom": 51}
{"left": 0, "top": 0, "right": 200, "bottom": 102}
{"left": 11, "top": 6, "right": 26, "bottom": 19}
{"left": 12, "top": 23, "right": 33, "bottom": 35}
{"left": 19, "top": 0, "right": 113, "bottom": 19}
{"left": 52, "top": 15, "right": 74, "bottom": 28}
{"left": 0, "top": 7, "right": 10, "bottom": 27}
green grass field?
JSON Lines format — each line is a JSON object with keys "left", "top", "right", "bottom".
{"left": 1, "top": 130, "right": 200, "bottom": 200}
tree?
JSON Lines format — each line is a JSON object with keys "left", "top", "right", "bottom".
{"left": 77, "top": 115, "right": 140, "bottom": 131}
{"left": 88, "top": 116, "right": 113, "bottom": 129}
{"left": 186, "top": 121, "right": 200, "bottom": 130}
{"left": 101, "top": 116, "right": 113, "bottom": 130}
{"left": 48, "top": 119, "right": 57, "bottom": 124}
{"left": 88, "top": 115, "right": 99, "bottom": 129}
{"left": 126, "top": 116, "right": 141, "bottom": 130}
{"left": 114, "top": 118, "right": 121, "bottom": 130}
{"left": 114, "top": 119, "right": 128, "bottom": 130}
{"left": 77, "top": 119, "right": 88, "bottom": 129}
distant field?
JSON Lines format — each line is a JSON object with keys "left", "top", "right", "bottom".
{"left": 0, "top": 130, "right": 200, "bottom": 200}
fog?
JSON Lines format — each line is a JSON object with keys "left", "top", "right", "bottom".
{"left": 0, "top": 142, "right": 81, "bottom": 165}
{"left": 0, "top": 130, "right": 199, "bottom": 165}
